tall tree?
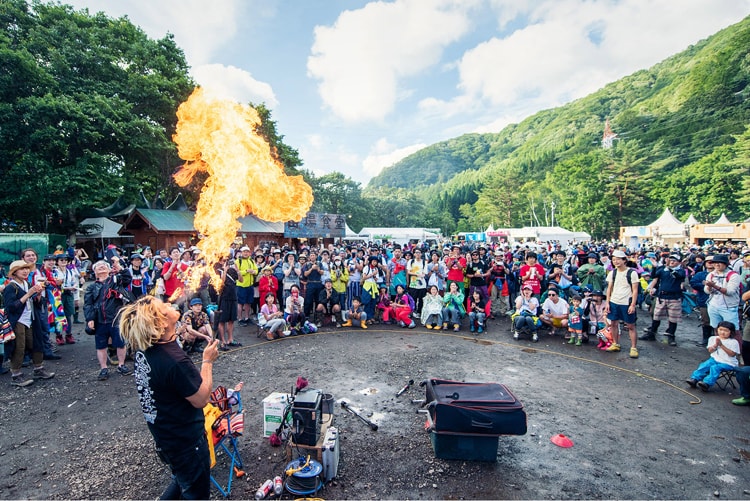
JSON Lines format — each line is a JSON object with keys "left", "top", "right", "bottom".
{"left": 0, "top": 0, "right": 194, "bottom": 233}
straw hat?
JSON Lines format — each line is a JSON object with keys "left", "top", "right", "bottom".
{"left": 8, "top": 260, "right": 32, "bottom": 277}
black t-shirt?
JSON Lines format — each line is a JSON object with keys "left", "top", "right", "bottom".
{"left": 134, "top": 341, "right": 203, "bottom": 451}
{"left": 468, "top": 260, "right": 489, "bottom": 286}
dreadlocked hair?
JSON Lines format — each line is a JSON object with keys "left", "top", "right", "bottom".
{"left": 118, "top": 295, "right": 169, "bottom": 352}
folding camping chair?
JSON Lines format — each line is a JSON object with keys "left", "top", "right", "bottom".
{"left": 716, "top": 369, "right": 737, "bottom": 391}
{"left": 206, "top": 384, "right": 245, "bottom": 497}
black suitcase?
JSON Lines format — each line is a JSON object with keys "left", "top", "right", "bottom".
{"left": 423, "top": 378, "right": 526, "bottom": 436}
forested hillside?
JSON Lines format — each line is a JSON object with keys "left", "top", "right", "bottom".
{"left": 365, "top": 15, "right": 750, "bottom": 239}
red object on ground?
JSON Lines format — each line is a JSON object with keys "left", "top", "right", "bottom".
{"left": 550, "top": 434, "right": 574, "bottom": 448}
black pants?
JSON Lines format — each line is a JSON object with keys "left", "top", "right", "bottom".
{"left": 155, "top": 434, "right": 211, "bottom": 500}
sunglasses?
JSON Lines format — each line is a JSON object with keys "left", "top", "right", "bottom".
{"left": 548, "top": 293, "right": 557, "bottom": 297}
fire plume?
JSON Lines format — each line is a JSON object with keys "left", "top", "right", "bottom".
{"left": 173, "top": 87, "right": 313, "bottom": 289}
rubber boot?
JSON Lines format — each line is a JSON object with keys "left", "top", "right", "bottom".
{"left": 56, "top": 334, "right": 65, "bottom": 346}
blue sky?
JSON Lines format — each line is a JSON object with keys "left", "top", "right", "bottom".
{"left": 65, "top": 0, "right": 750, "bottom": 186}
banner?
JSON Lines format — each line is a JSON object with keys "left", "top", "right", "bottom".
{"left": 285, "top": 212, "right": 346, "bottom": 238}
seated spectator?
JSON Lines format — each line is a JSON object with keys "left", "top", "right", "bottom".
{"left": 467, "top": 289, "right": 487, "bottom": 334}
{"left": 316, "top": 278, "right": 341, "bottom": 327}
{"left": 421, "top": 285, "right": 444, "bottom": 329}
{"left": 284, "top": 284, "right": 306, "bottom": 334}
{"left": 441, "top": 281, "right": 465, "bottom": 332}
{"left": 181, "top": 298, "right": 213, "bottom": 353}
{"left": 391, "top": 284, "right": 416, "bottom": 328}
{"left": 375, "top": 285, "right": 391, "bottom": 323}
{"left": 260, "top": 292, "right": 287, "bottom": 340}
{"left": 540, "top": 286, "right": 570, "bottom": 335}
{"left": 512, "top": 285, "right": 541, "bottom": 342}
{"left": 341, "top": 296, "right": 368, "bottom": 329}
{"left": 686, "top": 320, "right": 740, "bottom": 392}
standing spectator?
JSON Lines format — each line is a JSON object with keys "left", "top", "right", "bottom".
{"left": 215, "top": 258, "right": 239, "bottom": 350}
{"left": 329, "top": 256, "right": 349, "bottom": 310}
{"left": 257, "top": 266, "right": 279, "bottom": 309}
{"left": 444, "top": 244, "right": 467, "bottom": 295}
{"left": 119, "top": 295, "right": 220, "bottom": 500}
{"left": 466, "top": 250, "right": 490, "bottom": 303}
{"left": 3, "top": 260, "right": 55, "bottom": 386}
{"left": 640, "top": 253, "right": 686, "bottom": 346}
{"left": 690, "top": 256, "right": 715, "bottom": 347}
{"left": 424, "top": 251, "right": 447, "bottom": 293}
{"left": 55, "top": 255, "right": 78, "bottom": 344}
{"left": 302, "top": 251, "right": 323, "bottom": 316}
{"left": 20, "top": 248, "right": 59, "bottom": 360}
{"left": 388, "top": 247, "right": 407, "bottom": 297}
{"left": 489, "top": 251, "right": 510, "bottom": 318}
{"left": 128, "top": 253, "right": 150, "bottom": 299}
{"left": 40, "top": 254, "right": 68, "bottom": 346}
{"left": 162, "top": 247, "right": 187, "bottom": 303}
{"left": 234, "top": 245, "right": 257, "bottom": 326}
{"left": 84, "top": 260, "right": 133, "bottom": 380}
{"left": 519, "top": 252, "right": 546, "bottom": 297}
{"left": 282, "top": 252, "right": 302, "bottom": 302}
{"left": 604, "top": 250, "right": 640, "bottom": 358}
{"left": 577, "top": 253, "right": 606, "bottom": 292}
{"left": 345, "top": 252, "right": 363, "bottom": 310}
{"left": 361, "top": 256, "right": 384, "bottom": 323}
{"left": 703, "top": 254, "right": 741, "bottom": 335}
{"left": 406, "top": 249, "right": 427, "bottom": 315}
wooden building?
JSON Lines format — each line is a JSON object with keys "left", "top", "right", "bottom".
{"left": 119, "top": 209, "right": 288, "bottom": 252}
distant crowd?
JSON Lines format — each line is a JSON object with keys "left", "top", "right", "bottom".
{"left": 1, "top": 239, "right": 748, "bottom": 405}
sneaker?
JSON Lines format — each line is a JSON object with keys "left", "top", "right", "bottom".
{"left": 470, "top": 325, "right": 475, "bottom": 333}
{"left": 531, "top": 333, "right": 539, "bottom": 343}
{"left": 237, "top": 320, "right": 247, "bottom": 327}
{"left": 11, "top": 374, "right": 34, "bottom": 387}
{"left": 65, "top": 334, "right": 76, "bottom": 344}
{"left": 33, "top": 368, "right": 55, "bottom": 379}
{"left": 98, "top": 368, "right": 110, "bottom": 381}
{"left": 399, "top": 321, "right": 406, "bottom": 328}
{"left": 335, "top": 322, "right": 342, "bottom": 328}
{"left": 360, "top": 322, "right": 368, "bottom": 330}
{"left": 685, "top": 378, "right": 697, "bottom": 388}
{"left": 477, "top": 327, "right": 483, "bottom": 334}
{"left": 442, "top": 323, "right": 448, "bottom": 330}
{"left": 426, "top": 324, "right": 433, "bottom": 329}
{"left": 408, "top": 321, "right": 416, "bottom": 329}
{"left": 433, "top": 324, "right": 441, "bottom": 330}
{"left": 454, "top": 325, "right": 460, "bottom": 332}
{"left": 629, "top": 347, "right": 639, "bottom": 358}
{"left": 731, "top": 396, "right": 750, "bottom": 406}
{"left": 605, "top": 343, "right": 621, "bottom": 352}
{"left": 513, "top": 331, "right": 520, "bottom": 340}
{"left": 697, "top": 381, "right": 710, "bottom": 392}
{"left": 341, "top": 320, "right": 352, "bottom": 327}
{"left": 117, "top": 365, "right": 132, "bottom": 376}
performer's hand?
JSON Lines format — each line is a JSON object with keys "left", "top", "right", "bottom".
{"left": 203, "top": 339, "right": 220, "bottom": 363}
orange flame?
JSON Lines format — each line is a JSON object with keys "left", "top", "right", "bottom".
{"left": 172, "top": 87, "right": 314, "bottom": 290}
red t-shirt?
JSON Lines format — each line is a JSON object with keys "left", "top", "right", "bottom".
{"left": 445, "top": 256, "right": 467, "bottom": 282}
{"left": 519, "top": 263, "right": 546, "bottom": 294}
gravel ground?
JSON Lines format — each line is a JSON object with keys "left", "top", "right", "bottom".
{"left": 1, "top": 310, "right": 749, "bottom": 500}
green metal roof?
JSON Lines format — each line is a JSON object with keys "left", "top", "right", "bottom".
{"left": 133, "top": 209, "right": 283, "bottom": 233}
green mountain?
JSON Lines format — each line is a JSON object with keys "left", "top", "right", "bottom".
{"left": 365, "top": 16, "right": 750, "bottom": 239}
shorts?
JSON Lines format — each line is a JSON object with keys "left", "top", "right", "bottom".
{"left": 95, "top": 323, "right": 125, "bottom": 350}
{"left": 653, "top": 298, "right": 682, "bottom": 323}
{"left": 607, "top": 302, "right": 636, "bottom": 325}
{"left": 237, "top": 286, "right": 254, "bottom": 305}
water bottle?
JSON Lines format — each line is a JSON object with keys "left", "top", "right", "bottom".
{"left": 255, "top": 479, "right": 273, "bottom": 500}
{"left": 273, "top": 476, "right": 283, "bottom": 496}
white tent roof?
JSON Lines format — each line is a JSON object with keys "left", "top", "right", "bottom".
{"left": 649, "top": 208, "right": 683, "bottom": 228}
{"left": 684, "top": 214, "right": 698, "bottom": 226}
{"left": 714, "top": 213, "right": 731, "bottom": 224}
{"left": 76, "top": 217, "right": 125, "bottom": 239}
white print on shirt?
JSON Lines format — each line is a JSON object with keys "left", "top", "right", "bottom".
{"left": 135, "top": 351, "right": 156, "bottom": 424}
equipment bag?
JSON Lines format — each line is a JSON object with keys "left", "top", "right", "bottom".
{"left": 423, "top": 378, "right": 526, "bottom": 436}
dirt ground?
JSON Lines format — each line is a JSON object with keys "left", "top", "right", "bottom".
{"left": 1, "top": 306, "right": 749, "bottom": 500}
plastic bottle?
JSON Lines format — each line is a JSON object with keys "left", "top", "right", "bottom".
{"left": 273, "top": 476, "right": 283, "bottom": 496}
{"left": 255, "top": 479, "right": 273, "bottom": 500}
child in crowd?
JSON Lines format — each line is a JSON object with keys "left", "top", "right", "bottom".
{"left": 342, "top": 296, "right": 368, "bottom": 329}
{"left": 421, "top": 285, "right": 444, "bottom": 329}
{"left": 568, "top": 294, "right": 584, "bottom": 346}
{"left": 587, "top": 290, "right": 608, "bottom": 348}
{"left": 686, "top": 320, "right": 740, "bottom": 392}
{"left": 375, "top": 285, "right": 391, "bottom": 323}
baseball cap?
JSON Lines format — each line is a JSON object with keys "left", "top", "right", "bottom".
{"left": 190, "top": 298, "right": 202, "bottom": 306}
{"left": 612, "top": 250, "right": 627, "bottom": 259}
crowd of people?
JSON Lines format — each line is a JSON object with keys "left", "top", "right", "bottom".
{"left": 0, "top": 238, "right": 748, "bottom": 407}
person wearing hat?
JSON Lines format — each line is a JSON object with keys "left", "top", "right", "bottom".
{"left": 640, "top": 253, "right": 686, "bottom": 346}
{"left": 127, "top": 253, "right": 150, "bottom": 299}
{"left": 180, "top": 298, "right": 213, "bottom": 353}
{"left": 603, "top": 250, "right": 640, "bottom": 358}
{"left": 55, "top": 254, "right": 79, "bottom": 344}
{"left": 235, "top": 245, "right": 258, "bottom": 326}
{"left": 258, "top": 265, "right": 279, "bottom": 312}
{"left": 703, "top": 254, "right": 742, "bottom": 336}
{"left": 3, "top": 260, "right": 56, "bottom": 386}
{"left": 512, "top": 284, "right": 541, "bottom": 342}
{"left": 577, "top": 253, "right": 606, "bottom": 292}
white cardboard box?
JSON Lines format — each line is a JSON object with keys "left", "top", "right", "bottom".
{"left": 262, "top": 392, "right": 290, "bottom": 437}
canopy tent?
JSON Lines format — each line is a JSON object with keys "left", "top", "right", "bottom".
{"left": 76, "top": 217, "right": 126, "bottom": 240}
{"left": 714, "top": 213, "right": 731, "bottom": 224}
{"left": 648, "top": 208, "right": 687, "bottom": 241}
{"left": 684, "top": 214, "right": 698, "bottom": 226}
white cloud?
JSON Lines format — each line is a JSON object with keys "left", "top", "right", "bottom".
{"left": 454, "top": 0, "right": 750, "bottom": 114}
{"left": 307, "top": 0, "right": 475, "bottom": 123}
{"left": 362, "top": 139, "right": 427, "bottom": 178}
{"left": 63, "top": 0, "right": 242, "bottom": 65}
{"left": 191, "top": 64, "right": 278, "bottom": 107}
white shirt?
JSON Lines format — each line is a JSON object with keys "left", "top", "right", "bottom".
{"left": 707, "top": 335, "right": 740, "bottom": 367}
{"left": 542, "top": 297, "right": 569, "bottom": 317}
